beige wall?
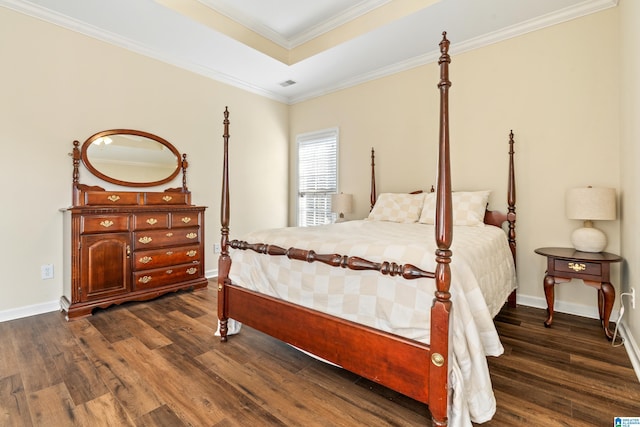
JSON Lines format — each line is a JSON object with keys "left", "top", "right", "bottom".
{"left": 619, "top": 0, "right": 640, "bottom": 372}
{"left": 291, "top": 9, "right": 621, "bottom": 318}
{"left": 0, "top": 8, "right": 289, "bottom": 316}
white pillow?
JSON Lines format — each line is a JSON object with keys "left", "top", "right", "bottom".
{"left": 367, "top": 193, "right": 425, "bottom": 223}
{"left": 419, "top": 190, "right": 490, "bottom": 226}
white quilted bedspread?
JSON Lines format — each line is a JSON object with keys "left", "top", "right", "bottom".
{"left": 225, "top": 220, "right": 517, "bottom": 426}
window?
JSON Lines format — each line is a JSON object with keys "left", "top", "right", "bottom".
{"left": 297, "top": 128, "right": 338, "bottom": 226}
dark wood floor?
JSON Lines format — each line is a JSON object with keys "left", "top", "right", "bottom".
{"left": 1, "top": 284, "right": 639, "bottom": 426}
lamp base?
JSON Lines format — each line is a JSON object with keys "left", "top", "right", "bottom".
{"left": 571, "top": 225, "right": 607, "bottom": 252}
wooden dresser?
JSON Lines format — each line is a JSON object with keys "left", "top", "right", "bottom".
{"left": 61, "top": 130, "right": 207, "bottom": 320}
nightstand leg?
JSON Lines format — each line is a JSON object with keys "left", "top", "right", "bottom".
{"left": 543, "top": 274, "right": 555, "bottom": 327}
{"left": 600, "top": 282, "right": 615, "bottom": 340}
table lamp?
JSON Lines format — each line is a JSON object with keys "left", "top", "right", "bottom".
{"left": 565, "top": 186, "right": 616, "bottom": 252}
{"left": 332, "top": 193, "right": 353, "bottom": 222}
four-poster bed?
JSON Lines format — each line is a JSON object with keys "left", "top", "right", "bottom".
{"left": 216, "top": 33, "right": 517, "bottom": 426}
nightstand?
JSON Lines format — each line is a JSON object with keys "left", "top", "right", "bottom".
{"left": 534, "top": 247, "right": 622, "bottom": 340}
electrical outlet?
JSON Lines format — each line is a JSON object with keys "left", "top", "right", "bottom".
{"left": 41, "top": 264, "right": 54, "bottom": 280}
{"left": 213, "top": 243, "right": 221, "bottom": 254}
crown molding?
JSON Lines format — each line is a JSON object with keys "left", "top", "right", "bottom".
{"left": 198, "top": 0, "right": 391, "bottom": 49}
{"left": 288, "top": 0, "right": 618, "bottom": 104}
{"left": 1, "top": 0, "right": 619, "bottom": 105}
{"left": 0, "top": 0, "right": 288, "bottom": 103}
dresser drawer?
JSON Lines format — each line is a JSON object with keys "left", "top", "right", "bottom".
{"left": 81, "top": 215, "right": 130, "bottom": 234}
{"left": 133, "top": 213, "right": 170, "bottom": 230}
{"left": 144, "top": 192, "right": 189, "bottom": 205}
{"left": 133, "top": 227, "right": 200, "bottom": 250}
{"left": 171, "top": 211, "right": 201, "bottom": 228}
{"left": 134, "top": 245, "right": 201, "bottom": 270}
{"left": 554, "top": 259, "right": 601, "bottom": 276}
{"left": 133, "top": 263, "right": 203, "bottom": 290}
{"left": 83, "top": 191, "right": 140, "bottom": 206}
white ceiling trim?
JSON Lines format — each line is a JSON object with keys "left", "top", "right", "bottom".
{"left": 198, "top": 0, "right": 392, "bottom": 49}
{"left": 288, "top": 0, "right": 619, "bottom": 104}
{"left": 0, "top": 0, "right": 289, "bottom": 102}
{"left": 1, "top": 0, "right": 619, "bottom": 105}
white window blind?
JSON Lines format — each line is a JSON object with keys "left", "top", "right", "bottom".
{"left": 297, "top": 129, "right": 338, "bottom": 226}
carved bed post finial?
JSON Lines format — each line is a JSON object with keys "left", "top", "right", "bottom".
{"left": 218, "top": 106, "right": 231, "bottom": 341}
{"left": 370, "top": 147, "right": 377, "bottom": 211}
{"left": 430, "top": 30, "right": 453, "bottom": 427}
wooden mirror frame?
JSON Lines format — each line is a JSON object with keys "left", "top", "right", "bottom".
{"left": 80, "top": 129, "right": 183, "bottom": 188}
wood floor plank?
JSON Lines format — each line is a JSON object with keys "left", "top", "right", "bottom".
{"left": 89, "top": 306, "right": 172, "bottom": 349}
{"left": 71, "top": 392, "right": 135, "bottom": 427}
{"left": 0, "top": 374, "right": 32, "bottom": 427}
{"left": 134, "top": 404, "right": 188, "bottom": 427}
{"left": 11, "top": 315, "right": 63, "bottom": 393}
{"left": 26, "top": 382, "right": 77, "bottom": 427}
{"left": 0, "top": 320, "right": 20, "bottom": 379}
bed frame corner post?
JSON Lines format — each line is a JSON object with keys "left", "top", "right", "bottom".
{"left": 507, "top": 130, "right": 517, "bottom": 307}
{"left": 430, "top": 31, "right": 452, "bottom": 427}
{"left": 370, "top": 147, "right": 376, "bottom": 211}
{"left": 218, "top": 106, "right": 231, "bottom": 342}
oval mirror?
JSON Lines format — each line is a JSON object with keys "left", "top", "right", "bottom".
{"left": 81, "top": 129, "right": 182, "bottom": 187}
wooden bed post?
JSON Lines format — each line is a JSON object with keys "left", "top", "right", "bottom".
{"left": 507, "top": 130, "right": 516, "bottom": 262}
{"left": 370, "top": 148, "right": 376, "bottom": 211}
{"left": 430, "top": 31, "right": 453, "bottom": 427}
{"left": 218, "top": 106, "right": 231, "bottom": 341}
{"left": 506, "top": 130, "right": 517, "bottom": 307}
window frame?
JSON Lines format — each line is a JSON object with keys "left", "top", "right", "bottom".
{"left": 295, "top": 128, "right": 339, "bottom": 227}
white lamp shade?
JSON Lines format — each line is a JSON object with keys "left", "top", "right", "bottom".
{"left": 565, "top": 187, "right": 616, "bottom": 220}
{"left": 331, "top": 193, "right": 353, "bottom": 215}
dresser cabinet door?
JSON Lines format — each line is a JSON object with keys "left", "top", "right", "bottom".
{"left": 79, "top": 233, "right": 131, "bottom": 302}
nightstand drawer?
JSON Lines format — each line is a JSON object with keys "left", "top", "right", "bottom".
{"left": 554, "top": 259, "right": 601, "bottom": 276}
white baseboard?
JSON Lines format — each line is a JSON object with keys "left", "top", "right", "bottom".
{"left": 0, "top": 300, "right": 60, "bottom": 323}
{"left": 620, "top": 321, "right": 640, "bottom": 382}
{"left": 516, "top": 293, "right": 619, "bottom": 320}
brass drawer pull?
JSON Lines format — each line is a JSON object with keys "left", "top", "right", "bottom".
{"left": 100, "top": 220, "right": 114, "bottom": 228}
{"left": 186, "top": 233, "right": 197, "bottom": 239}
{"left": 181, "top": 217, "right": 192, "bottom": 224}
{"left": 186, "top": 267, "right": 197, "bottom": 275}
{"left": 107, "top": 195, "right": 120, "bottom": 202}
{"left": 162, "top": 195, "right": 173, "bottom": 202}
{"left": 186, "top": 250, "right": 197, "bottom": 257}
{"left": 568, "top": 262, "right": 586, "bottom": 272}
{"left": 146, "top": 218, "right": 158, "bottom": 225}
{"left": 139, "top": 256, "right": 152, "bottom": 264}
{"left": 138, "top": 276, "right": 152, "bottom": 284}
{"left": 138, "top": 236, "right": 152, "bottom": 244}
{"left": 166, "top": 232, "right": 174, "bottom": 237}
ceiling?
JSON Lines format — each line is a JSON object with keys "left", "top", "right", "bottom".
{"left": 1, "top": 0, "right": 617, "bottom": 104}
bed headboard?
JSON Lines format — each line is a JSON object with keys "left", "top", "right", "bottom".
{"left": 369, "top": 130, "right": 516, "bottom": 262}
